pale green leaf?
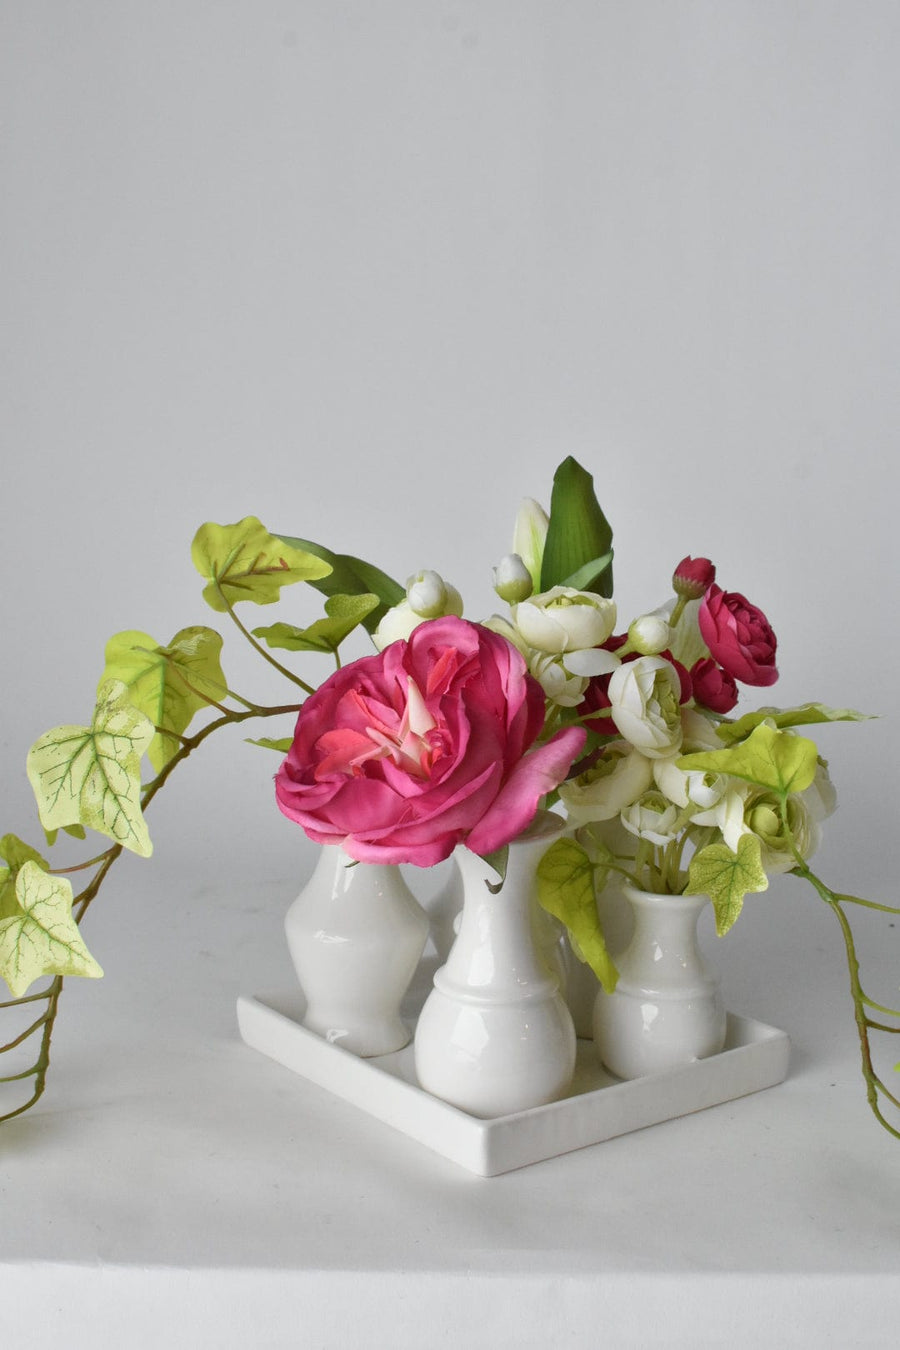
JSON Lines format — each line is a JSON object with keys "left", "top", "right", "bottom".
{"left": 537, "top": 836, "right": 618, "bottom": 992}
{"left": 42, "top": 824, "right": 87, "bottom": 847}
{"left": 717, "top": 702, "right": 873, "bottom": 746}
{"left": 0, "top": 834, "right": 50, "bottom": 921}
{"left": 678, "top": 723, "right": 819, "bottom": 799}
{"left": 245, "top": 736, "right": 293, "bottom": 754}
{"left": 540, "top": 457, "right": 614, "bottom": 598}
{"left": 0, "top": 861, "right": 103, "bottom": 997}
{"left": 253, "top": 593, "right": 380, "bottom": 654}
{"left": 686, "top": 834, "right": 769, "bottom": 936}
{"left": 192, "top": 517, "right": 332, "bottom": 611}
{"left": 100, "top": 626, "right": 228, "bottom": 771}
{"left": 276, "top": 535, "right": 404, "bottom": 632}
{"left": 26, "top": 680, "right": 154, "bottom": 857}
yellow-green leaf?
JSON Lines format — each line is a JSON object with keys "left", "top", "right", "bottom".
{"left": 716, "top": 702, "right": 873, "bottom": 746}
{"left": 537, "top": 836, "right": 618, "bottom": 993}
{"left": 26, "top": 680, "right": 153, "bottom": 857}
{"left": 678, "top": 723, "right": 819, "bottom": 799}
{"left": 192, "top": 516, "right": 332, "bottom": 611}
{"left": 685, "top": 834, "right": 769, "bottom": 936}
{"left": 253, "top": 593, "right": 380, "bottom": 654}
{"left": 0, "top": 861, "right": 103, "bottom": 998}
{"left": 245, "top": 736, "right": 293, "bottom": 754}
{"left": 100, "top": 626, "right": 228, "bottom": 770}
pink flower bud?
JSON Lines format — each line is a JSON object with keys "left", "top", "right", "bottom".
{"left": 673, "top": 556, "right": 716, "bottom": 600}
{"left": 690, "top": 658, "right": 739, "bottom": 713}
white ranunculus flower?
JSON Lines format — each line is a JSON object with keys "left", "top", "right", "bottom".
{"left": 559, "top": 742, "right": 654, "bottom": 826}
{"left": 372, "top": 600, "right": 421, "bottom": 650}
{"left": 512, "top": 586, "right": 617, "bottom": 655}
{"left": 653, "top": 754, "right": 728, "bottom": 811}
{"left": 607, "top": 655, "right": 683, "bottom": 760}
{"left": 528, "top": 653, "right": 588, "bottom": 708}
{"left": 621, "top": 791, "right": 682, "bottom": 847}
{"left": 691, "top": 785, "right": 751, "bottom": 853}
{"left": 654, "top": 597, "right": 707, "bottom": 670}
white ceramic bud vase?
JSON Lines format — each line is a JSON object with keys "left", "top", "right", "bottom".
{"left": 285, "top": 845, "right": 429, "bottom": 1058}
{"left": 593, "top": 885, "right": 727, "bottom": 1079}
{"left": 414, "top": 812, "right": 576, "bottom": 1118}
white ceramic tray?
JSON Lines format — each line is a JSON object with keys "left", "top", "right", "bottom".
{"left": 237, "top": 986, "right": 790, "bottom": 1177}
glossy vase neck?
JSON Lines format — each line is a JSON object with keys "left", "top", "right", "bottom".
{"left": 620, "top": 885, "right": 713, "bottom": 985}
{"left": 439, "top": 813, "right": 565, "bottom": 1000}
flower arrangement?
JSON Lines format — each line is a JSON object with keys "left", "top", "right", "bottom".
{"left": 1, "top": 458, "right": 898, "bottom": 1141}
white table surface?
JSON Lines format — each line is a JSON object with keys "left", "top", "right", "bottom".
{"left": 2, "top": 819, "right": 898, "bottom": 1350}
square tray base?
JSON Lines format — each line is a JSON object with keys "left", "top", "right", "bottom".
{"left": 237, "top": 991, "right": 790, "bottom": 1176}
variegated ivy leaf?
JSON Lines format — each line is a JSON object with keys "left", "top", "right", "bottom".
{"left": 26, "top": 680, "right": 153, "bottom": 857}
{"left": 100, "top": 626, "right": 228, "bottom": 770}
{"left": 192, "top": 516, "right": 332, "bottom": 612}
{"left": 536, "top": 836, "right": 618, "bottom": 993}
{"left": 686, "top": 834, "right": 769, "bottom": 936}
{"left": 678, "top": 722, "right": 819, "bottom": 800}
{"left": 0, "top": 833, "right": 50, "bottom": 921}
{"left": 0, "top": 861, "right": 103, "bottom": 998}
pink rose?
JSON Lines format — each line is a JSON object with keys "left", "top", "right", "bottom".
{"left": 698, "top": 585, "right": 778, "bottom": 687}
{"left": 690, "top": 657, "right": 739, "bottom": 713}
{"left": 673, "top": 556, "right": 716, "bottom": 600}
{"left": 275, "top": 616, "right": 586, "bottom": 866}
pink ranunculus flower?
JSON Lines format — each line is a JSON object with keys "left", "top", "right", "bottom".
{"left": 274, "top": 616, "right": 586, "bottom": 866}
{"left": 698, "top": 585, "right": 779, "bottom": 687}
{"left": 690, "top": 657, "right": 739, "bottom": 713}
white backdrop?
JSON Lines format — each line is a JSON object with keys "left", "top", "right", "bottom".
{"left": 2, "top": 2, "right": 898, "bottom": 1023}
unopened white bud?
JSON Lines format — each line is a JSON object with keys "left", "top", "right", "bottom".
{"left": 406, "top": 569, "right": 448, "bottom": 618}
{"left": 628, "top": 614, "right": 671, "bottom": 655}
{"left": 492, "top": 553, "right": 533, "bottom": 604}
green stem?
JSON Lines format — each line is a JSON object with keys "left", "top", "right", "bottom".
{"left": 217, "top": 582, "right": 316, "bottom": 695}
{"left": 1, "top": 698, "right": 302, "bottom": 1124}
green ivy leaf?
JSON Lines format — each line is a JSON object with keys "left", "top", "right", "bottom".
{"left": 716, "top": 702, "right": 873, "bottom": 746}
{"left": 192, "top": 517, "right": 332, "bottom": 611}
{"left": 678, "top": 723, "right": 819, "bottom": 798}
{"left": 540, "top": 457, "right": 614, "bottom": 598}
{"left": 536, "top": 836, "right": 618, "bottom": 993}
{"left": 26, "top": 680, "right": 154, "bottom": 857}
{"left": 100, "top": 626, "right": 228, "bottom": 771}
{"left": 245, "top": 736, "right": 293, "bottom": 754}
{"left": 277, "top": 536, "right": 405, "bottom": 633}
{"left": 42, "top": 824, "right": 87, "bottom": 848}
{"left": 253, "top": 593, "right": 380, "bottom": 654}
{"left": 0, "top": 861, "right": 103, "bottom": 998}
{"left": 686, "top": 834, "right": 769, "bottom": 936}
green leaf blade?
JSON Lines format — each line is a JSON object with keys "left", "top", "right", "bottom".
{"left": 277, "top": 536, "right": 404, "bottom": 633}
{"left": 537, "top": 837, "right": 618, "bottom": 992}
{"left": 540, "top": 457, "right": 614, "bottom": 598}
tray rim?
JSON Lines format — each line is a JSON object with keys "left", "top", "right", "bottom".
{"left": 237, "top": 994, "right": 791, "bottom": 1177}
